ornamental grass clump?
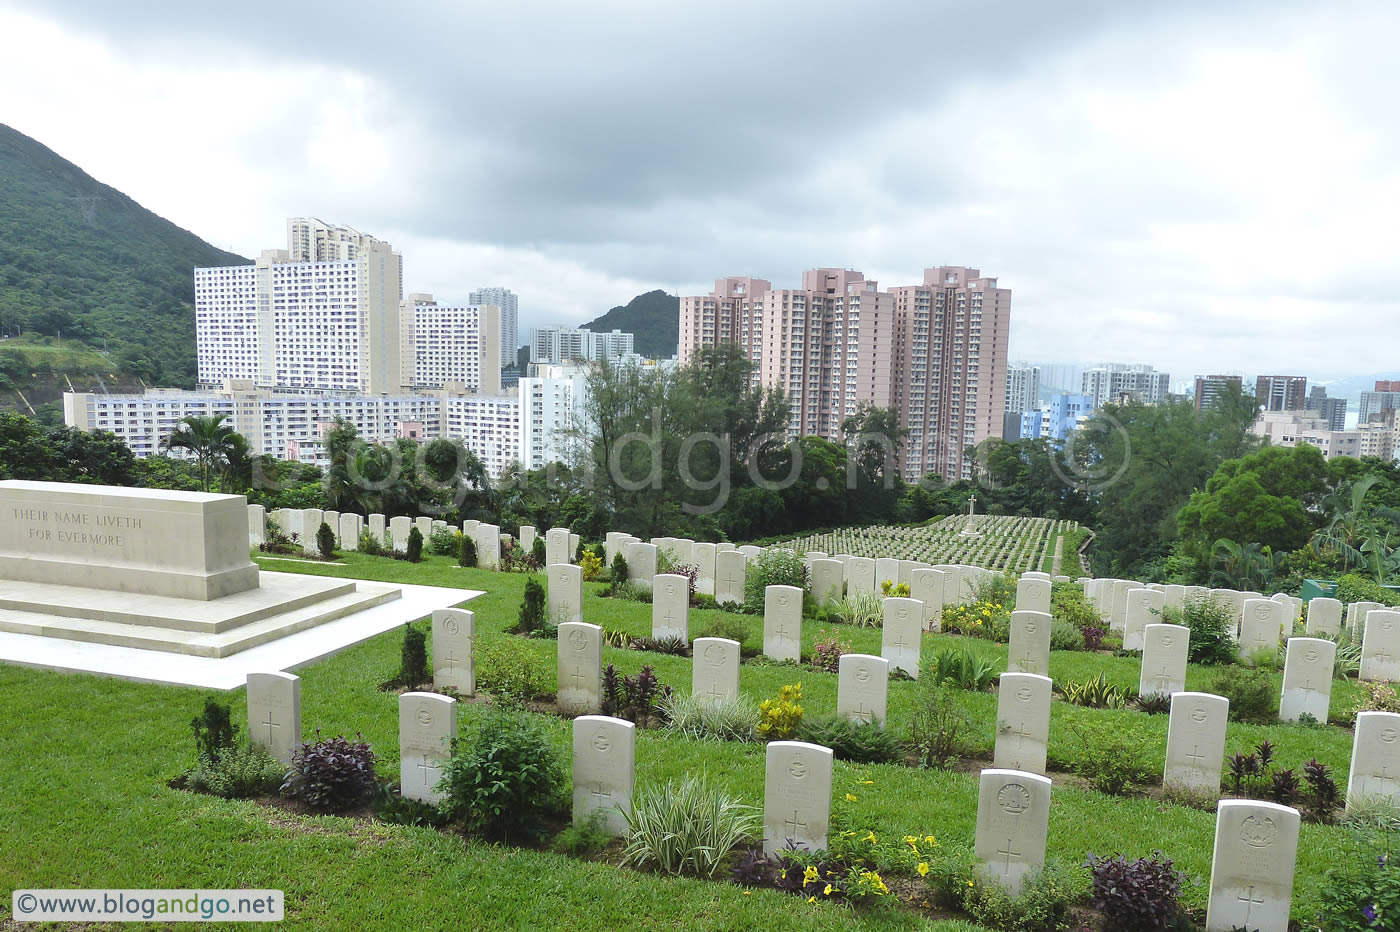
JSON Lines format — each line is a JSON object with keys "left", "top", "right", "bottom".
{"left": 621, "top": 776, "right": 759, "bottom": 878}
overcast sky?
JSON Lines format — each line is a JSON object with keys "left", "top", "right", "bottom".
{"left": 1, "top": 0, "right": 1396, "bottom": 384}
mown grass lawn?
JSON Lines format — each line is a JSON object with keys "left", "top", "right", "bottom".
{"left": 0, "top": 551, "right": 1374, "bottom": 929}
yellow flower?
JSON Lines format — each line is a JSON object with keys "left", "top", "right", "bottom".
{"left": 823, "top": 883, "right": 834, "bottom": 896}
{"left": 842, "top": 830, "right": 857, "bottom": 838}
{"left": 742, "top": 891, "right": 752, "bottom": 896}
{"left": 803, "top": 865, "right": 819, "bottom": 883}
{"left": 860, "top": 779, "right": 874, "bottom": 785}
{"left": 845, "top": 793, "right": 857, "bottom": 802}
{"left": 917, "top": 862, "right": 930, "bottom": 877}
{"left": 902, "top": 835, "right": 918, "bottom": 846}
{"left": 924, "top": 835, "right": 938, "bottom": 846}
{"left": 967, "top": 880, "right": 975, "bottom": 887}
{"left": 864, "top": 830, "right": 877, "bottom": 843}
{"left": 807, "top": 895, "right": 816, "bottom": 903}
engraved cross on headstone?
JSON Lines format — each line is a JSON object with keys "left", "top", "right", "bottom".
{"left": 591, "top": 782, "right": 611, "bottom": 805}
{"left": 1011, "top": 722, "right": 1033, "bottom": 749}
{"left": 261, "top": 711, "right": 281, "bottom": 746}
{"left": 1185, "top": 744, "right": 1207, "bottom": 768}
{"left": 1017, "top": 651, "right": 1038, "bottom": 674}
{"left": 996, "top": 838, "right": 1021, "bottom": 870}
{"left": 1152, "top": 664, "right": 1172, "bottom": 691}
{"left": 774, "top": 622, "right": 794, "bottom": 643}
{"left": 416, "top": 758, "right": 441, "bottom": 788}
{"left": 784, "top": 810, "right": 808, "bottom": 839}
{"left": 1237, "top": 886, "right": 1265, "bottom": 922}
{"left": 570, "top": 669, "right": 586, "bottom": 690}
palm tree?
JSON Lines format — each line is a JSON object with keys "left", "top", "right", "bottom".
{"left": 1312, "top": 474, "right": 1380, "bottom": 571}
{"left": 1210, "top": 538, "right": 1268, "bottom": 589}
{"left": 163, "top": 414, "right": 238, "bottom": 493}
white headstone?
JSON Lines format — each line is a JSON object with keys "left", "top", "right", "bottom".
{"left": 1279, "top": 637, "right": 1335, "bottom": 723}
{"left": 1347, "top": 710, "right": 1400, "bottom": 812}
{"left": 324, "top": 511, "right": 341, "bottom": 546}
{"left": 692, "top": 637, "right": 741, "bottom": 704}
{"left": 672, "top": 538, "right": 695, "bottom": 566}
{"left": 475, "top": 523, "right": 501, "bottom": 569}
{"left": 652, "top": 573, "right": 690, "bottom": 643}
{"left": 875, "top": 557, "right": 900, "bottom": 591}
{"left": 1306, "top": 597, "right": 1342, "bottom": 636}
{"left": 837, "top": 654, "right": 889, "bottom": 726}
{"left": 880, "top": 596, "right": 923, "bottom": 677}
{"left": 897, "top": 559, "right": 928, "bottom": 587}
{"left": 432, "top": 608, "right": 474, "bottom": 695}
{"left": 1361, "top": 609, "right": 1400, "bottom": 682}
{"left": 714, "top": 549, "right": 747, "bottom": 606}
{"left": 399, "top": 691, "right": 457, "bottom": 803}
{"left": 810, "top": 558, "right": 845, "bottom": 605}
{"left": 1348, "top": 600, "right": 1385, "bottom": 637}
{"left": 1007, "top": 610, "right": 1052, "bottom": 676}
{"left": 1124, "top": 588, "right": 1165, "bottom": 652}
{"left": 1111, "top": 581, "right": 1139, "bottom": 632}
{"left": 572, "top": 715, "right": 635, "bottom": 836}
{"left": 389, "top": 516, "right": 411, "bottom": 553}
{"left": 975, "top": 768, "right": 1052, "bottom": 895}
{"left": 737, "top": 545, "right": 762, "bottom": 558}
{"left": 763, "top": 585, "right": 803, "bottom": 662}
{"left": 1240, "top": 598, "right": 1288, "bottom": 661}
{"left": 570, "top": 532, "right": 580, "bottom": 561}
{"left": 1022, "top": 571, "right": 1051, "bottom": 582}
{"left": 546, "top": 528, "right": 571, "bottom": 567}
{"left": 1164, "top": 691, "right": 1229, "bottom": 794}
{"left": 557, "top": 622, "right": 602, "bottom": 715}
{"left": 625, "top": 542, "right": 658, "bottom": 591}
{"left": 763, "top": 741, "right": 833, "bottom": 856}
{"left": 845, "top": 557, "right": 877, "bottom": 595}
{"left": 302, "top": 508, "right": 324, "bottom": 555}
{"left": 1163, "top": 583, "right": 1186, "bottom": 611}
{"left": 548, "top": 563, "right": 584, "bottom": 626}
{"left": 1205, "top": 800, "right": 1299, "bottom": 932}
{"left": 693, "top": 542, "right": 718, "bottom": 596}
{"left": 368, "top": 513, "right": 387, "bottom": 547}
{"left": 246, "top": 671, "right": 300, "bottom": 764}
{"left": 338, "top": 512, "right": 362, "bottom": 552}
{"left": 519, "top": 525, "right": 538, "bottom": 555}
{"left": 1015, "top": 577, "right": 1051, "bottom": 615}
{"left": 910, "top": 568, "right": 945, "bottom": 631}
{"left": 247, "top": 504, "right": 266, "bottom": 547}
{"left": 1139, "top": 623, "right": 1189, "bottom": 698}
{"left": 994, "top": 672, "right": 1052, "bottom": 774}
{"left": 413, "top": 516, "right": 433, "bottom": 545}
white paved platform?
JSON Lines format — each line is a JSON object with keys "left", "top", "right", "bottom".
{"left": 0, "top": 576, "right": 482, "bottom": 690}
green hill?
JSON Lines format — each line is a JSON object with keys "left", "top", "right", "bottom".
{"left": 581, "top": 289, "right": 679, "bottom": 358}
{"left": 0, "top": 124, "right": 248, "bottom": 396}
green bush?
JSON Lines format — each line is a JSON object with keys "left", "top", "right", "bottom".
{"left": 510, "top": 577, "right": 552, "bottom": 636}
{"left": 1335, "top": 573, "right": 1400, "bottom": 607}
{"left": 281, "top": 733, "right": 378, "bottom": 813}
{"left": 1058, "top": 672, "right": 1130, "bottom": 709}
{"left": 1166, "top": 597, "right": 1236, "bottom": 665}
{"left": 476, "top": 639, "right": 552, "bottom": 702}
{"left": 610, "top": 552, "right": 629, "bottom": 585}
{"left": 190, "top": 696, "right": 238, "bottom": 760}
{"left": 1210, "top": 667, "right": 1277, "bottom": 724}
{"left": 621, "top": 775, "right": 759, "bottom": 877}
{"left": 1057, "top": 720, "right": 1157, "bottom": 795}
{"left": 531, "top": 537, "right": 547, "bottom": 567}
{"left": 405, "top": 525, "right": 424, "bottom": 563}
{"left": 357, "top": 527, "right": 385, "bottom": 556}
{"left": 1316, "top": 825, "right": 1399, "bottom": 931}
{"left": 316, "top": 521, "right": 337, "bottom": 559}
{"left": 1051, "top": 582, "right": 1101, "bottom": 630}
{"left": 185, "top": 742, "right": 285, "bottom": 799}
{"left": 1048, "top": 620, "right": 1085, "bottom": 651}
{"left": 693, "top": 614, "right": 752, "bottom": 646}
{"left": 828, "top": 591, "right": 884, "bottom": 627}
{"left": 924, "top": 646, "right": 1000, "bottom": 691}
{"left": 908, "top": 681, "right": 975, "bottom": 769}
{"left": 661, "top": 693, "right": 759, "bottom": 742}
{"left": 458, "top": 534, "right": 477, "bottom": 567}
{"left": 440, "top": 708, "right": 566, "bottom": 842}
{"left": 744, "top": 549, "right": 807, "bottom": 606}
{"left": 429, "top": 526, "right": 460, "bottom": 556}
{"left": 398, "top": 622, "right": 429, "bottom": 688}
{"left": 552, "top": 811, "right": 612, "bottom": 857}
{"left": 975, "top": 572, "right": 1019, "bottom": 610}
{"left": 926, "top": 847, "right": 1088, "bottom": 932}
{"left": 795, "top": 715, "right": 902, "bottom": 764}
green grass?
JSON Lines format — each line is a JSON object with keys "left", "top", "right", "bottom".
{"left": 0, "top": 551, "right": 1372, "bottom": 929}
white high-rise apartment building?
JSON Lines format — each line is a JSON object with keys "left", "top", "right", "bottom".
{"left": 518, "top": 363, "right": 591, "bottom": 469}
{"left": 530, "top": 327, "right": 635, "bottom": 364}
{"left": 468, "top": 287, "right": 520, "bottom": 367}
{"left": 399, "top": 294, "right": 501, "bottom": 393}
{"left": 1005, "top": 365, "right": 1041, "bottom": 414}
{"left": 1080, "top": 363, "right": 1171, "bottom": 409}
{"left": 195, "top": 219, "right": 404, "bottom": 394}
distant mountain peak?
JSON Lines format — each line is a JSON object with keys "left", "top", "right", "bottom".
{"left": 581, "top": 290, "right": 679, "bottom": 358}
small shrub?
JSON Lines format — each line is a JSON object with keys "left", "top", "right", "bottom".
{"left": 926, "top": 847, "right": 1087, "bottom": 932}
{"left": 429, "top": 526, "right": 460, "bottom": 556}
{"left": 757, "top": 683, "right": 804, "bottom": 740}
{"left": 610, "top": 553, "right": 629, "bottom": 584}
{"left": 694, "top": 614, "right": 751, "bottom": 645}
{"left": 476, "top": 638, "right": 552, "bottom": 702}
{"left": 511, "top": 577, "right": 552, "bottom": 636}
{"left": 1210, "top": 667, "right": 1277, "bottom": 724}
{"left": 745, "top": 549, "right": 808, "bottom": 606}
{"left": 909, "top": 682, "right": 974, "bottom": 768}
{"left": 600, "top": 664, "right": 671, "bottom": 728}
{"left": 662, "top": 693, "right": 759, "bottom": 742}
{"left": 404, "top": 525, "right": 424, "bottom": 562}
{"left": 1349, "top": 681, "right": 1400, "bottom": 723}
{"left": 1059, "top": 720, "right": 1156, "bottom": 795}
{"left": 924, "top": 646, "right": 999, "bottom": 691}
{"left": 281, "top": 733, "right": 377, "bottom": 813}
{"left": 1058, "top": 672, "right": 1130, "bottom": 709}
{"left": 1135, "top": 692, "right": 1172, "bottom": 715}
{"left": 975, "top": 571, "right": 1019, "bottom": 609}
{"left": 397, "top": 622, "right": 429, "bottom": 688}
{"left": 621, "top": 775, "right": 759, "bottom": 877}
{"left": 440, "top": 708, "right": 566, "bottom": 842}
{"left": 631, "top": 635, "right": 689, "bottom": 656}
{"left": 371, "top": 783, "right": 450, "bottom": 828}
{"left": 580, "top": 550, "right": 605, "bottom": 581}
{"left": 1168, "top": 598, "right": 1236, "bottom": 665}
{"left": 811, "top": 627, "right": 852, "bottom": 673}
{"left": 1082, "top": 625, "right": 1108, "bottom": 651}
{"left": 191, "top": 697, "right": 237, "bottom": 760}
{"left": 1048, "top": 619, "right": 1085, "bottom": 651}
{"left": 795, "top": 715, "right": 901, "bottom": 764}
{"left": 1304, "top": 758, "right": 1342, "bottom": 823}
{"left": 1051, "top": 582, "right": 1101, "bottom": 630}
{"left": 316, "top": 521, "right": 336, "bottom": 559}
{"left": 942, "top": 599, "right": 1012, "bottom": 640}
{"left": 880, "top": 579, "right": 911, "bottom": 598}
{"left": 356, "top": 527, "right": 384, "bottom": 556}
{"left": 1317, "top": 835, "right": 1400, "bottom": 931}
{"left": 553, "top": 811, "right": 612, "bottom": 857}
{"left": 458, "top": 534, "right": 477, "bottom": 567}
{"left": 530, "top": 537, "right": 547, "bottom": 567}
{"left": 829, "top": 592, "right": 884, "bottom": 627}
{"left": 185, "top": 742, "right": 285, "bottom": 799}
{"left": 1085, "top": 850, "right": 1186, "bottom": 932}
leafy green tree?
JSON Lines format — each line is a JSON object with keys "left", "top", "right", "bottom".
{"left": 162, "top": 413, "right": 239, "bottom": 493}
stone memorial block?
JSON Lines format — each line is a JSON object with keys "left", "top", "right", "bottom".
{"left": 399, "top": 691, "right": 457, "bottom": 803}
{"left": 520, "top": 525, "right": 538, "bottom": 555}
{"left": 737, "top": 545, "right": 762, "bottom": 558}
{"left": 1163, "top": 583, "right": 1186, "bottom": 611}
{"left": 1304, "top": 596, "right": 1342, "bottom": 636}
{"left": 570, "top": 533, "right": 580, "bottom": 560}
{"left": 281, "top": 507, "right": 304, "bottom": 544}
{"left": 300, "top": 509, "right": 325, "bottom": 554}
{"left": 837, "top": 654, "right": 890, "bottom": 725}
{"left": 958, "top": 565, "right": 982, "bottom": 602}
{"left": 572, "top": 715, "right": 635, "bottom": 836}
{"left": 933, "top": 565, "right": 962, "bottom": 605}
{"left": 557, "top": 622, "right": 603, "bottom": 715}
{"left": 994, "top": 673, "right": 1052, "bottom": 774}
{"left": 389, "top": 516, "right": 412, "bottom": 553}
{"left": 1015, "top": 577, "right": 1051, "bottom": 615}
{"left": 1053, "top": 575, "right": 1071, "bottom": 583}
{"left": 810, "top": 558, "right": 844, "bottom": 605}
{"left": 1347, "top": 711, "right": 1400, "bottom": 811}
{"left": 546, "top": 527, "right": 572, "bottom": 567}
{"left": 1204, "top": 800, "right": 1299, "bottom": 932}
{"left": 1023, "top": 571, "right": 1051, "bottom": 582}
{"left": 548, "top": 563, "right": 584, "bottom": 626}
{"left": 763, "top": 741, "right": 833, "bottom": 856}
{"left": 247, "top": 504, "right": 266, "bottom": 547}
{"left": 1111, "top": 581, "right": 1140, "bottom": 633}
{"left": 432, "top": 608, "right": 474, "bottom": 695}
{"left": 1164, "top": 692, "right": 1229, "bottom": 794}
{"left": 692, "top": 637, "right": 740, "bottom": 704}
{"left": 910, "top": 568, "right": 945, "bottom": 631}
{"left": 462, "top": 519, "right": 480, "bottom": 537}
{"left": 763, "top": 585, "right": 803, "bottom": 662}
{"left": 414, "top": 516, "right": 433, "bottom": 544}
{"left": 432, "top": 519, "right": 447, "bottom": 535}
{"left": 1348, "top": 600, "right": 1385, "bottom": 636}
{"left": 1361, "top": 610, "right": 1400, "bottom": 682}
{"left": 897, "top": 560, "right": 928, "bottom": 587}
{"left": 339, "top": 512, "right": 362, "bottom": 552}
{"left": 975, "top": 769, "right": 1052, "bottom": 895}
{"left": 368, "top": 513, "right": 387, "bottom": 546}
{"left": 881, "top": 596, "right": 923, "bottom": 677}
{"left": 602, "top": 531, "right": 626, "bottom": 563}
{"left": 323, "top": 510, "right": 342, "bottom": 546}
{"left": 714, "top": 541, "right": 737, "bottom": 552}
{"left": 845, "top": 557, "right": 877, "bottom": 595}
{"left": 1279, "top": 637, "right": 1334, "bottom": 723}
{"left": 1007, "top": 611, "right": 1052, "bottom": 676}
{"left": 475, "top": 523, "right": 501, "bottom": 569}
{"left": 246, "top": 671, "right": 300, "bottom": 764}
{"left": 672, "top": 538, "right": 695, "bottom": 565}
{"left": 1139, "top": 623, "right": 1189, "bottom": 698}
{"left": 875, "top": 557, "right": 900, "bottom": 590}
{"left": 652, "top": 573, "right": 690, "bottom": 642}
{"left": 1124, "top": 588, "right": 1164, "bottom": 652}
{"left": 1146, "top": 583, "right": 1165, "bottom": 592}
{"left": 692, "top": 542, "right": 718, "bottom": 596}
{"left": 625, "top": 542, "right": 658, "bottom": 591}
{"left": 1239, "top": 598, "right": 1287, "bottom": 660}
{"left": 715, "top": 549, "right": 747, "bottom": 605}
